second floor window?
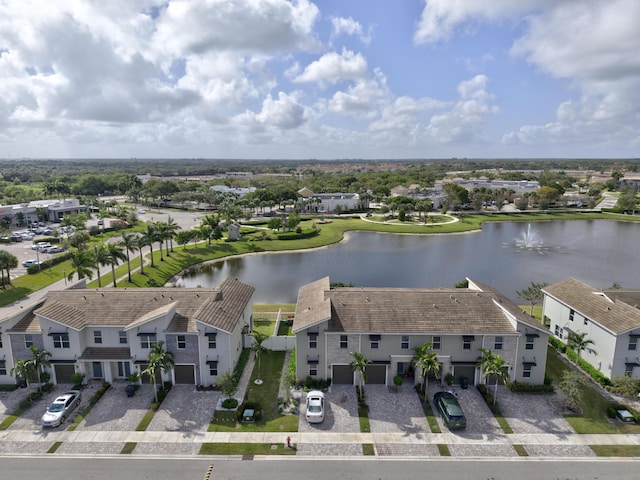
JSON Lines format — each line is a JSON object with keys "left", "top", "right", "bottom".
{"left": 177, "top": 335, "right": 186, "bottom": 349}
{"left": 94, "top": 331, "right": 102, "bottom": 344}
{"left": 525, "top": 336, "right": 535, "bottom": 350}
{"left": 140, "top": 334, "right": 156, "bottom": 349}
{"left": 494, "top": 336, "right": 503, "bottom": 350}
{"left": 340, "top": 335, "right": 348, "bottom": 349}
{"left": 53, "top": 334, "right": 70, "bottom": 349}
{"left": 462, "top": 336, "right": 474, "bottom": 350}
{"left": 569, "top": 309, "right": 575, "bottom": 321}
{"left": 0, "top": 333, "right": 3, "bottom": 348}
{"left": 25, "top": 335, "right": 33, "bottom": 348}
{"left": 401, "top": 336, "right": 409, "bottom": 349}
{"left": 432, "top": 336, "right": 441, "bottom": 350}
{"left": 309, "top": 333, "right": 317, "bottom": 349}
{"left": 629, "top": 337, "right": 638, "bottom": 351}
{"left": 119, "top": 331, "right": 128, "bottom": 344}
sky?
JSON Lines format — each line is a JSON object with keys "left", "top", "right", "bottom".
{"left": 0, "top": 0, "right": 639, "bottom": 160}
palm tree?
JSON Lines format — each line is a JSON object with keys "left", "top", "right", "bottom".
{"left": 10, "top": 359, "right": 35, "bottom": 398}
{"left": 67, "top": 248, "right": 95, "bottom": 282}
{"left": 153, "top": 222, "right": 165, "bottom": 262}
{"left": 119, "top": 233, "right": 139, "bottom": 283}
{"left": 198, "top": 224, "right": 213, "bottom": 245}
{"left": 140, "top": 224, "right": 157, "bottom": 268}
{"left": 29, "top": 346, "right": 51, "bottom": 393}
{"left": 412, "top": 342, "right": 440, "bottom": 403}
{"left": 105, "top": 243, "right": 127, "bottom": 287}
{"left": 477, "top": 348, "right": 509, "bottom": 405}
{"left": 350, "top": 351, "right": 370, "bottom": 402}
{"left": 143, "top": 341, "right": 175, "bottom": 403}
{"left": 567, "top": 332, "right": 597, "bottom": 363}
{"left": 251, "top": 331, "right": 268, "bottom": 383}
{"left": 0, "top": 250, "right": 18, "bottom": 287}
{"left": 93, "top": 244, "right": 110, "bottom": 287}
{"left": 164, "top": 216, "right": 180, "bottom": 253}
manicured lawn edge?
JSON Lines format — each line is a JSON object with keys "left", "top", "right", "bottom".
{"left": 437, "top": 444, "right": 451, "bottom": 456}
{"left": 121, "top": 442, "right": 137, "bottom": 454}
{"left": 362, "top": 443, "right": 375, "bottom": 455}
{"left": 513, "top": 444, "right": 529, "bottom": 456}
{"left": 590, "top": 445, "right": 640, "bottom": 456}
{"left": 47, "top": 441, "right": 63, "bottom": 454}
{"left": 199, "top": 442, "right": 296, "bottom": 455}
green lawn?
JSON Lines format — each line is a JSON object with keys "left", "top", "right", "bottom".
{"left": 208, "top": 350, "right": 298, "bottom": 432}
{"left": 252, "top": 320, "right": 276, "bottom": 337}
{"left": 199, "top": 442, "right": 296, "bottom": 455}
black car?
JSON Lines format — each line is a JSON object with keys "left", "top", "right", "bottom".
{"left": 433, "top": 391, "right": 466, "bottom": 430}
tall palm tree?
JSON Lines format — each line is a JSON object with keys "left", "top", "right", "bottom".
{"left": 198, "top": 224, "right": 213, "bottom": 245}
{"left": 67, "top": 248, "right": 95, "bottom": 282}
{"left": 164, "top": 216, "right": 180, "bottom": 254}
{"left": 93, "top": 244, "right": 110, "bottom": 288}
{"left": 477, "top": 348, "right": 509, "bottom": 405}
{"left": 350, "top": 351, "right": 370, "bottom": 402}
{"left": 567, "top": 332, "right": 597, "bottom": 363}
{"left": 0, "top": 250, "right": 18, "bottom": 286}
{"left": 10, "top": 359, "right": 35, "bottom": 398}
{"left": 153, "top": 221, "right": 165, "bottom": 262}
{"left": 119, "top": 233, "right": 139, "bottom": 283}
{"left": 140, "top": 224, "right": 157, "bottom": 268}
{"left": 412, "top": 342, "right": 440, "bottom": 404}
{"left": 29, "top": 346, "right": 51, "bottom": 393}
{"left": 105, "top": 243, "right": 127, "bottom": 287}
{"left": 143, "top": 341, "right": 175, "bottom": 403}
{"left": 251, "top": 331, "right": 268, "bottom": 383}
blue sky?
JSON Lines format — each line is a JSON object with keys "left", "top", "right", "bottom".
{"left": 0, "top": 0, "right": 638, "bottom": 160}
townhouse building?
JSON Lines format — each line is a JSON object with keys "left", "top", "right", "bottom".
{"left": 293, "top": 277, "right": 548, "bottom": 387}
{"left": 543, "top": 278, "right": 640, "bottom": 380}
{"left": 0, "top": 278, "right": 254, "bottom": 386}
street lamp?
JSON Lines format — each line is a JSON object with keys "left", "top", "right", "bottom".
{"left": 35, "top": 245, "right": 41, "bottom": 271}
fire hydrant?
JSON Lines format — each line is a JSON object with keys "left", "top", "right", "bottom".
{"left": 286, "top": 436, "right": 292, "bottom": 448}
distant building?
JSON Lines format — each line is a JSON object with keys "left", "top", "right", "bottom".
{"left": 297, "top": 188, "right": 367, "bottom": 213}
{"left": 435, "top": 179, "right": 540, "bottom": 194}
{"left": 210, "top": 185, "right": 256, "bottom": 198}
{"left": 0, "top": 198, "right": 88, "bottom": 228}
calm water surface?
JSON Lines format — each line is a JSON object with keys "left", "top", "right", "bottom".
{"left": 177, "top": 220, "right": 639, "bottom": 303}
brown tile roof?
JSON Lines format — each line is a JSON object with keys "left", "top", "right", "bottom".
{"left": 543, "top": 278, "right": 640, "bottom": 335}
{"left": 8, "top": 311, "right": 41, "bottom": 333}
{"left": 193, "top": 277, "right": 255, "bottom": 333}
{"left": 294, "top": 277, "right": 538, "bottom": 335}
{"left": 30, "top": 278, "right": 254, "bottom": 333}
{"left": 78, "top": 347, "right": 131, "bottom": 361}
{"left": 293, "top": 277, "right": 331, "bottom": 333}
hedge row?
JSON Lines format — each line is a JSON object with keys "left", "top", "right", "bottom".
{"left": 548, "top": 336, "right": 612, "bottom": 387}
{"left": 26, "top": 252, "right": 71, "bottom": 274}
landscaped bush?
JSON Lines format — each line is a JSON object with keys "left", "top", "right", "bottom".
{"left": 548, "top": 337, "right": 612, "bottom": 387}
{"left": 301, "top": 376, "right": 330, "bottom": 391}
{"left": 26, "top": 252, "right": 71, "bottom": 273}
{"left": 0, "top": 384, "right": 17, "bottom": 392}
{"left": 221, "top": 398, "right": 239, "bottom": 410}
{"left": 509, "top": 381, "right": 554, "bottom": 393}
{"left": 548, "top": 336, "right": 566, "bottom": 353}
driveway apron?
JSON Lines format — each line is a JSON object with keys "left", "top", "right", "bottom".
{"left": 77, "top": 382, "right": 154, "bottom": 431}
{"left": 146, "top": 385, "right": 220, "bottom": 433}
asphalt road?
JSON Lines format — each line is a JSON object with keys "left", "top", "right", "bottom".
{"left": 2, "top": 457, "right": 640, "bottom": 480}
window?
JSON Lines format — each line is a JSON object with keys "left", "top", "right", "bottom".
{"left": 177, "top": 335, "right": 186, "bottom": 349}
{"left": 584, "top": 318, "right": 588, "bottom": 326}
{"left": 554, "top": 325, "right": 564, "bottom": 339}
{"left": 397, "top": 362, "right": 405, "bottom": 375}
{"left": 0, "top": 361, "right": 6, "bottom": 376}
{"left": 525, "top": 336, "right": 535, "bottom": 350}
{"left": 370, "top": 335, "right": 380, "bottom": 349}
{"left": 629, "top": 337, "right": 637, "bottom": 351}
{"left": 140, "top": 334, "right": 156, "bottom": 349}
{"left": 209, "top": 364, "right": 218, "bottom": 376}
{"left": 25, "top": 335, "right": 33, "bottom": 348}
{"left": 432, "top": 336, "right": 441, "bottom": 350}
{"left": 494, "top": 336, "right": 503, "bottom": 350}
{"left": 569, "top": 309, "right": 575, "bottom": 321}
{"left": 340, "top": 335, "right": 348, "bottom": 349}
{"left": 523, "top": 364, "right": 532, "bottom": 378}
{"left": 94, "top": 330, "right": 102, "bottom": 345}
{"left": 462, "top": 336, "right": 474, "bottom": 350}
{"left": 308, "top": 363, "right": 318, "bottom": 376}
{"left": 308, "top": 333, "right": 317, "bottom": 349}
{"left": 52, "top": 334, "right": 70, "bottom": 349}
{"left": 119, "top": 331, "right": 128, "bottom": 345}
{"left": 401, "top": 335, "right": 409, "bottom": 349}
{"left": 0, "top": 333, "right": 3, "bottom": 348}
{"left": 208, "top": 336, "right": 217, "bottom": 349}
{"left": 117, "top": 361, "right": 131, "bottom": 377}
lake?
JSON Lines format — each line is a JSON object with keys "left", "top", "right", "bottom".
{"left": 177, "top": 220, "right": 639, "bottom": 304}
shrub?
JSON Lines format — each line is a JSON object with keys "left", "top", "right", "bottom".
{"left": 19, "top": 399, "right": 31, "bottom": 409}
{"left": 509, "top": 381, "right": 554, "bottom": 393}
{"left": 393, "top": 375, "right": 403, "bottom": 386}
{"left": 70, "top": 372, "right": 86, "bottom": 386}
{"left": 221, "top": 398, "right": 239, "bottom": 409}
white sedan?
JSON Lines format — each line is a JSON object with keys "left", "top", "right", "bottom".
{"left": 42, "top": 391, "right": 81, "bottom": 427}
{"left": 305, "top": 390, "right": 325, "bottom": 424}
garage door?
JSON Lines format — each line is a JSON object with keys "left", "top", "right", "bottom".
{"left": 332, "top": 365, "right": 353, "bottom": 384}
{"left": 54, "top": 364, "right": 75, "bottom": 384}
{"left": 453, "top": 365, "right": 476, "bottom": 386}
{"left": 139, "top": 364, "right": 162, "bottom": 385}
{"left": 365, "top": 365, "right": 386, "bottom": 384}
{"left": 174, "top": 365, "right": 195, "bottom": 384}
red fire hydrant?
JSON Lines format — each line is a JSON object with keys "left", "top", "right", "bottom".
{"left": 286, "top": 436, "right": 291, "bottom": 448}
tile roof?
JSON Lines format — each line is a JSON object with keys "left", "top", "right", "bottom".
{"left": 543, "top": 278, "right": 640, "bottom": 335}
{"left": 78, "top": 347, "right": 132, "bottom": 361}
{"left": 294, "top": 277, "right": 539, "bottom": 335}
{"left": 28, "top": 278, "right": 254, "bottom": 333}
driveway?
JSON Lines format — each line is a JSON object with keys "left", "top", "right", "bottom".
{"left": 146, "top": 385, "right": 219, "bottom": 433}
{"left": 0, "top": 387, "right": 26, "bottom": 424}
{"left": 77, "top": 382, "right": 154, "bottom": 431}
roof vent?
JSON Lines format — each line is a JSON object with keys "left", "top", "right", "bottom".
{"left": 83, "top": 295, "right": 86, "bottom": 300}
{"left": 432, "top": 304, "right": 437, "bottom": 309}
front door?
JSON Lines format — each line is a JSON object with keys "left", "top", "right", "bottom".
{"left": 92, "top": 362, "right": 103, "bottom": 379}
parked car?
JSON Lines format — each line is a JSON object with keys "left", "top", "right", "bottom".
{"left": 22, "top": 259, "right": 40, "bottom": 267}
{"left": 305, "top": 390, "right": 325, "bottom": 423}
{"left": 137, "top": 209, "right": 147, "bottom": 214}
{"left": 32, "top": 242, "right": 52, "bottom": 250}
{"left": 433, "top": 391, "right": 466, "bottom": 430}
{"left": 44, "top": 246, "right": 63, "bottom": 254}
{"left": 41, "top": 390, "right": 81, "bottom": 427}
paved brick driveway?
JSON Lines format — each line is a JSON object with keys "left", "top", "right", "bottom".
{"left": 147, "top": 385, "right": 220, "bottom": 432}
{"left": 8, "top": 386, "right": 70, "bottom": 430}
{"left": 77, "top": 382, "right": 154, "bottom": 431}
{"left": 0, "top": 388, "right": 25, "bottom": 424}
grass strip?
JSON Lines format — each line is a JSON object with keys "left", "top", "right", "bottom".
{"left": 135, "top": 410, "right": 156, "bottom": 431}
{"left": 358, "top": 404, "right": 371, "bottom": 433}
{"left": 121, "top": 442, "right": 137, "bottom": 454}
{"left": 0, "top": 411, "right": 24, "bottom": 430}
{"left": 437, "top": 444, "right": 451, "bottom": 456}
{"left": 488, "top": 403, "right": 513, "bottom": 434}
{"left": 417, "top": 391, "right": 441, "bottom": 433}
{"left": 68, "top": 383, "right": 111, "bottom": 431}
{"left": 199, "top": 443, "right": 296, "bottom": 455}
{"left": 47, "top": 442, "right": 63, "bottom": 454}
{"left": 590, "top": 445, "right": 640, "bottom": 457}
{"left": 513, "top": 444, "right": 528, "bottom": 456}
{"left": 362, "top": 444, "right": 375, "bottom": 456}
